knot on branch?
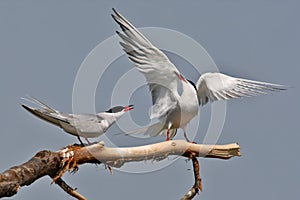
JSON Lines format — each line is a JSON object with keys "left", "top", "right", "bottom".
{"left": 52, "top": 145, "right": 80, "bottom": 183}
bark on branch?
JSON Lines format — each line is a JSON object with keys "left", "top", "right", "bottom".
{"left": 181, "top": 156, "right": 202, "bottom": 200}
{"left": 0, "top": 140, "right": 240, "bottom": 199}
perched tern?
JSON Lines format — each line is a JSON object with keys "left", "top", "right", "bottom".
{"left": 111, "top": 8, "right": 287, "bottom": 142}
{"left": 21, "top": 96, "right": 134, "bottom": 145}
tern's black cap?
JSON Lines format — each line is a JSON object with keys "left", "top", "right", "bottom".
{"left": 106, "top": 106, "right": 125, "bottom": 113}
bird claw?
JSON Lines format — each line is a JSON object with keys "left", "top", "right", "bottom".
{"left": 104, "top": 164, "right": 113, "bottom": 175}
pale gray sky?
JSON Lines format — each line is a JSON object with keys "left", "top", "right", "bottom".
{"left": 0, "top": 1, "right": 299, "bottom": 200}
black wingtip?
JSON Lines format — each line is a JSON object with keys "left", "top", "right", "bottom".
{"left": 111, "top": 13, "right": 119, "bottom": 24}
{"left": 21, "top": 104, "right": 28, "bottom": 109}
{"left": 21, "top": 104, "right": 33, "bottom": 113}
{"left": 280, "top": 84, "right": 292, "bottom": 90}
{"left": 112, "top": 8, "right": 121, "bottom": 17}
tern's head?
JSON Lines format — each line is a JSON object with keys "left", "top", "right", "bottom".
{"left": 106, "top": 105, "right": 134, "bottom": 113}
{"left": 175, "top": 72, "right": 198, "bottom": 95}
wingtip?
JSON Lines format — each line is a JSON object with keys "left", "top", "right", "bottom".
{"left": 268, "top": 82, "right": 291, "bottom": 90}
{"left": 20, "top": 96, "right": 30, "bottom": 102}
{"left": 111, "top": 13, "right": 119, "bottom": 24}
{"left": 21, "top": 104, "right": 33, "bottom": 112}
{"left": 280, "top": 84, "right": 292, "bottom": 90}
{"left": 20, "top": 103, "right": 27, "bottom": 108}
{"left": 268, "top": 84, "right": 290, "bottom": 92}
{"left": 112, "top": 8, "right": 121, "bottom": 17}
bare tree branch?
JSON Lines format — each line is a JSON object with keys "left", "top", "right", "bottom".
{"left": 0, "top": 140, "right": 240, "bottom": 199}
{"left": 51, "top": 177, "right": 87, "bottom": 200}
{"left": 181, "top": 156, "right": 202, "bottom": 200}
{"left": 0, "top": 150, "right": 61, "bottom": 197}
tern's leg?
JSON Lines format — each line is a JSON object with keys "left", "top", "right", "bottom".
{"left": 183, "top": 131, "right": 190, "bottom": 142}
{"left": 77, "top": 136, "right": 84, "bottom": 146}
{"left": 85, "top": 137, "right": 92, "bottom": 145}
{"left": 182, "top": 126, "right": 196, "bottom": 143}
{"left": 166, "top": 123, "right": 172, "bottom": 141}
{"left": 182, "top": 125, "right": 190, "bottom": 142}
{"left": 166, "top": 129, "right": 170, "bottom": 141}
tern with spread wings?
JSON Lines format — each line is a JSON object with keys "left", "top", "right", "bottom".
{"left": 21, "top": 96, "right": 133, "bottom": 145}
{"left": 111, "top": 8, "right": 287, "bottom": 142}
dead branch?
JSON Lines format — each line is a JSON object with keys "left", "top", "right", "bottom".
{"left": 50, "top": 177, "right": 86, "bottom": 200}
{"left": 181, "top": 155, "right": 202, "bottom": 200}
{"left": 0, "top": 150, "right": 61, "bottom": 197}
{"left": 0, "top": 140, "right": 240, "bottom": 199}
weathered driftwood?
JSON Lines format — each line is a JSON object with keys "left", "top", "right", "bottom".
{"left": 0, "top": 140, "right": 240, "bottom": 199}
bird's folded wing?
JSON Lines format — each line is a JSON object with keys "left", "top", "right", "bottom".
{"left": 196, "top": 72, "right": 287, "bottom": 106}
{"left": 112, "top": 8, "right": 180, "bottom": 119}
{"left": 68, "top": 114, "right": 104, "bottom": 133}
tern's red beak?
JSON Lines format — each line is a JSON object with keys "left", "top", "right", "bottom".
{"left": 177, "top": 73, "right": 187, "bottom": 83}
{"left": 124, "top": 105, "right": 134, "bottom": 112}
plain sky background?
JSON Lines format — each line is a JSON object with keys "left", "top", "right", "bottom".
{"left": 1, "top": 1, "right": 299, "bottom": 200}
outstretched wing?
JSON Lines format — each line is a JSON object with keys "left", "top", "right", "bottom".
{"left": 196, "top": 72, "right": 287, "bottom": 106}
{"left": 112, "top": 8, "right": 180, "bottom": 119}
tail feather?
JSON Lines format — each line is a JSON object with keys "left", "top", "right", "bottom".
{"left": 123, "top": 122, "right": 164, "bottom": 136}
{"left": 21, "top": 104, "right": 63, "bottom": 126}
{"left": 123, "top": 123, "right": 178, "bottom": 139}
{"left": 144, "top": 123, "right": 165, "bottom": 137}
{"left": 21, "top": 96, "right": 69, "bottom": 127}
{"left": 21, "top": 95, "right": 56, "bottom": 113}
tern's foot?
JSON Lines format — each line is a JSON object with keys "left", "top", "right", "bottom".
{"left": 105, "top": 164, "right": 113, "bottom": 174}
{"left": 73, "top": 143, "right": 84, "bottom": 147}
{"left": 185, "top": 138, "right": 197, "bottom": 144}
